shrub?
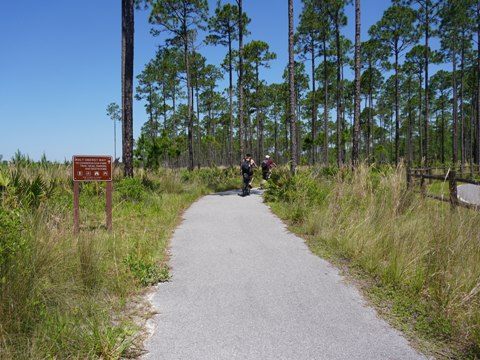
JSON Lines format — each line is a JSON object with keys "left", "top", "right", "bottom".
{"left": 123, "top": 254, "right": 170, "bottom": 286}
{"left": 180, "top": 167, "right": 239, "bottom": 191}
{"left": 0, "top": 207, "right": 24, "bottom": 281}
{"left": 115, "top": 177, "right": 146, "bottom": 201}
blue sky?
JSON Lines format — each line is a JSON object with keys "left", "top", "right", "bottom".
{"left": 0, "top": 0, "right": 392, "bottom": 163}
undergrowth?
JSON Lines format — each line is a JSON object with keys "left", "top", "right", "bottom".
{"left": 0, "top": 163, "right": 238, "bottom": 359}
{"left": 265, "top": 163, "right": 480, "bottom": 359}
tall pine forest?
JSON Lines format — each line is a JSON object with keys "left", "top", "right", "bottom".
{"left": 132, "top": 0, "right": 480, "bottom": 171}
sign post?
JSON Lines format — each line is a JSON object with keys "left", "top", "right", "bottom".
{"left": 72, "top": 155, "right": 113, "bottom": 233}
{"left": 74, "top": 181, "right": 80, "bottom": 233}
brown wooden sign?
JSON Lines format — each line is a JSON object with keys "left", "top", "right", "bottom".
{"left": 72, "top": 155, "right": 113, "bottom": 233}
{"left": 73, "top": 155, "right": 112, "bottom": 182}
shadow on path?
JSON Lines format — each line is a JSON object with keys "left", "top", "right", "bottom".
{"left": 211, "top": 188, "right": 264, "bottom": 197}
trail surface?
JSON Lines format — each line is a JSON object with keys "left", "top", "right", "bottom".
{"left": 143, "top": 189, "right": 429, "bottom": 360}
{"left": 457, "top": 183, "right": 480, "bottom": 205}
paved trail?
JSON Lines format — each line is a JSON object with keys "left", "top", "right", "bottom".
{"left": 457, "top": 183, "right": 480, "bottom": 206}
{"left": 143, "top": 190, "right": 429, "bottom": 360}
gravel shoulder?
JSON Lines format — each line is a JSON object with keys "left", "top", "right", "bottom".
{"left": 142, "top": 189, "right": 430, "bottom": 360}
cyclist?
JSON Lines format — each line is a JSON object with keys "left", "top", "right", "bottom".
{"left": 240, "top": 153, "right": 257, "bottom": 195}
{"left": 261, "top": 155, "right": 276, "bottom": 180}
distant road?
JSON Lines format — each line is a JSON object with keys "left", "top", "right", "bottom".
{"left": 457, "top": 184, "right": 480, "bottom": 206}
{"left": 142, "top": 189, "right": 429, "bottom": 360}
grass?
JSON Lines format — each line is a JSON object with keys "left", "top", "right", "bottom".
{"left": 264, "top": 163, "right": 480, "bottom": 358}
{"left": 0, "top": 163, "right": 239, "bottom": 359}
{"left": 6, "top": 158, "right": 479, "bottom": 358}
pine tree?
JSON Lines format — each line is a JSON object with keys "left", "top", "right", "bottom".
{"left": 370, "top": 4, "right": 419, "bottom": 165}
{"left": 106, "top": 103, "right": 122, "bottom": 163}
{"left": 149, "top": 0, "right": 209, "bottom": 171}
{"left": 244, "top": 40, "right": 277, "bottom": 159}
{"left": 206, "top": 2, "right": 250, "bottom": 165}
{"left": 297, "top": 0, "right": 322, "bottom": 164}
{"left": 401, "top": 0, "right": 441, "bottom": 167}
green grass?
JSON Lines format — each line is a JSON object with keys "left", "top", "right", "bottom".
{"left": 265, "top": 164, "right": 480, "bottom": 359}
{"left": 6, "top": 160, "right": 478, "bottom": 358}
{"left": 0, "top": 164, "right": 238, "bottom": 359}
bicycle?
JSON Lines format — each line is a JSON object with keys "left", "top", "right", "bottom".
{"left": 242, "top": 173, "right": 251, "bottom": 196}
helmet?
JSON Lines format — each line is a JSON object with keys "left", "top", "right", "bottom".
{"left": 265, "top": 155, "right": 270, "bottom": 159}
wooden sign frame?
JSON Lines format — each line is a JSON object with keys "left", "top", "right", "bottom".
{"left": 72, "top": 155, "right": 113, "bottom": 234}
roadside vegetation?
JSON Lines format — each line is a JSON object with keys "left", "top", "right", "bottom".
{"left": 2, "top": 155, "right": 480, "bottom": 359}
{"left": 264, "top": 163, "right": 480, "bottom": 359}
{"left": 0, "top": 158, "right": 238, "bottom": 359}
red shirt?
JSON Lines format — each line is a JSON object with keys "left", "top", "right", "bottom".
{"left": 263, "top": 159, "right": 273, "bottom": 171}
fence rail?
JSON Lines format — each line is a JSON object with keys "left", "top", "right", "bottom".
{"left": 406, "top": 167, "right": 480, "bottom": 211}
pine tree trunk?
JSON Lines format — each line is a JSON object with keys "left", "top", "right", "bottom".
{"left": 311, "top": 44, "right": 317, "bottom": 165}
{"left": 247, "top": 97, "right": 254, "bottom": 153}
{"left": 228, "top": 34, "right": 234, "bottom": 166}
{"left": 259, "top": 108, "right": 264, "bottom": 160}
{"left": 114, "top": 115, "right": 117, "bottom": 162}
{"left": 424, "top": 2, "right": 430, "bottom": 167}
{"left": 477, "top": 3, "right": 480, "bottom": 166}
{"left": 434, "top": 110, "right": 439, "bottom": 163}
{"left": 352, "top": 0, "right": 361, "bottom": 168}
{"left": 323, "top": 40, "right": 329, "bottom": 165}
{"left": 288, "top": 0, "right": 297, "bottom": 174}
{"left": 460, "top": 32, "right": 465, "bottom": 172}
{"left": 367, "top": 61, "right": 373, "bottom": 160}
{"left": 172, "top": 86, "right": 177, "bottom": 136}
{"left": 238, "top": 0, "right": 245, "bottom": 160}
{"left": 256, "top": 63, "right": 263, "bottom": 159}
{"left": 285, "top": 97, "right": 289, "bottom": 163}
{"left": 274, "top": 99, "right": 279, "bottom": 162}
{"left": 208, "top": 104, "right": 213, "bottom": 166}
{"left": 185, "top": 37, "right": 194, "bottom": 171}
{"left": 408, "top": 92, "right": 413, "bottom": 167}
{"left": 341, "top": 50, "right": 346, "bottom": 164}
{"left": 470, "top": 95, "right": 474, "bottom": 174}
{"left": 441, "top": 102, "right": 445, "bottom": 164}
{"left": 335, "top": 12, "right": 342, "bottom": 168}
{"left": 418, "top": 70, "right": 423, "bottom": 164}
{"left": 122, "top": 0, "right": 134, "bottom": 177}
{"left": 195, "top": 85, "right": 201, "bottom": 169}
{"left": 297, "top": 101, "right": 302, "bottom": 163}
{"left": 394, "top": 45, "right": 400, "bottom": 166}
{"left": 163, "top": 87, "right": 168, "bottom": 131}
{"left": 453, "top": 32, "right": 458, "bottom": 165}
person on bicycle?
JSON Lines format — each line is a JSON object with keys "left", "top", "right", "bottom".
{"left": 261, "top": 154, "right": 276, "bottom": 180}
{"left": 240, "top": 153, "right": 257, "bottom": 190}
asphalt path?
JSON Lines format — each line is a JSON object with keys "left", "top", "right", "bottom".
{"left": 457, "top": 183, "right": 480, "bottom": 205}
{"left": 143, "top": 189, "right": 429, "bottom": 360}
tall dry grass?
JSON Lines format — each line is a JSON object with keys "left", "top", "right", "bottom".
{"left": 0, "top": 163, "right": 238, "bottom": 359}
{"left": 265, "top": 163, "right": 480, "bottom": 357}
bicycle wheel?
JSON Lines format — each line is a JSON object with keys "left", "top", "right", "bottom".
{"left": 242, "top": 175, "right": 249, "bottom": 196}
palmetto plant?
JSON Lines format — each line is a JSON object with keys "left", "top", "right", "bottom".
{"left": 0, "top": 170, "right": 10, "bottom": 192}
{"left": 5, "top": 170, "right": 56, "bottom": 209}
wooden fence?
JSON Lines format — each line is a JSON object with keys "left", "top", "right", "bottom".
{"left": 406, "top": 166, "right": 480, "bottom": 211}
